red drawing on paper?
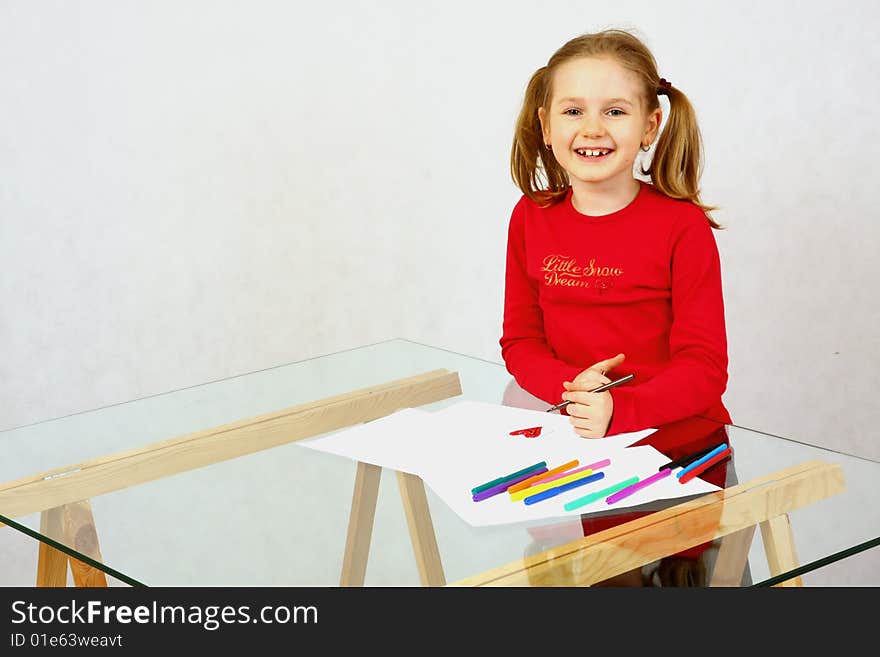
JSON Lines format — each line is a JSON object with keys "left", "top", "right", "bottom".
{"left": 509, "top": 426, "right": 543, "bottom": 438}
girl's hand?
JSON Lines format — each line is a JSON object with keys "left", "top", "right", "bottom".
{"left": 562, "top": 353, "right": 625, "bottom": 438}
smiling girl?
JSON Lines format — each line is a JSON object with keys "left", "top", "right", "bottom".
{"left": 499, "top": 28, "right": 737, "bottom": 586}
{"left": 500, "top": 28, "right": 731, "bottom": 439}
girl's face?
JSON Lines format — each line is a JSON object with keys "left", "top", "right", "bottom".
{"left": 538, "top": 56, "right": 661, "bottom": 194}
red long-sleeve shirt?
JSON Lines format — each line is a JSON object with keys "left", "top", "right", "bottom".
{"left": 499, "top": 180, "right": 732, "bottom": 434}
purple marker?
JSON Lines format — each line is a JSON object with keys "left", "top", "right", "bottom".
{"left": 472, "top": 467, "right": 549, "bottom": 502}
{"left": 605, "top": 468, "right": 672, "bottom": 505}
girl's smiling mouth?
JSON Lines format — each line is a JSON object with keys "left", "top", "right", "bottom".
{"left": 574, "top": 148, "right": 613, "bottom": 161}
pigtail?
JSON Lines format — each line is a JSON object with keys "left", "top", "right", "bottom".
{"left": 643, "top": 86, "right": 724, "bottom": 229}
{"left": 510, "top": 67, "right": 569, "bottom": 207}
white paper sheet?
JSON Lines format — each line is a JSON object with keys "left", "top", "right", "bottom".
{"left": 299, "top": 399, "right": 722, "bottom": 527}
{"left": 299, "top": 407, "right": 433, "bottom": 475}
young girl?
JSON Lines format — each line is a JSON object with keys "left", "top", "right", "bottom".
{"left": 499, "top": 29, "right": 738, "bottom": 585}
{"left": 500, "top": 28, "right": 731, "bottom": 437}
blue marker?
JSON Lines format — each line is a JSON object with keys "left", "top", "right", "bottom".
{"left": 676, "top": 443, "right": 729, "bottom": 479}
{"left": 523, "top": 471, "right": 605, "bottom": 505}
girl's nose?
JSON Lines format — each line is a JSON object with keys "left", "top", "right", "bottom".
{"left": 580, "top": 115, "right": 605, "bottom": 137}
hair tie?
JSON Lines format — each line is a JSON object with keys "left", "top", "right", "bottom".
{"left": 657, "top": 77, "right": 672, "bottom": 96}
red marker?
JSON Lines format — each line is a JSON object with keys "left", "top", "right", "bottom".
{"left": 678, "top": 447, "right": 732, "bottom": 484}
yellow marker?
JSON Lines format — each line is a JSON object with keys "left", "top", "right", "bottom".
{"left": 509, "top": 468, "right": 594, "bottom": 502}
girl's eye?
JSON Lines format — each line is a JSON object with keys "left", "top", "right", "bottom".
{"left": 563, "top": 108, "right": 581, "bottom": 116}
{"left": 608, "top": 109, "right": 625, "bottom": 116}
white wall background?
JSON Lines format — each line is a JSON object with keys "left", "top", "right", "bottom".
{"left": 2, "top": 0, "right": 878, "bottom": 468}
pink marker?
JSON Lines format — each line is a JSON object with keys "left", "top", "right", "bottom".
{"left": 526, "top": 458, "right": 611, "bottom": 487}
{"left": 606, "top": 468, "right": 672, "bottom": 505}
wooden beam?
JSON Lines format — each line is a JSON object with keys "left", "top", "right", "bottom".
{"left": 340, "top": 462, "right": 382, "bottom": 586}
{"left": 64, "top": 501, "right": 108, "bottom": 587}
{"left": 0, "top": 369, "right": 462, "bottom": 519}
{"left": 397, "top": 472, "right": 446, "bottom": 586}
{"left": 36, "top": 507, "right": 67, "bottom": 587}
{"left": 760, "top": 514, "right": 803, "bottom": 587}
{"left": 709, "top": 525, "right": 756, "bottom": 587}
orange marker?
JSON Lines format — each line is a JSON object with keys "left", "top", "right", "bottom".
{"left": 507, "top": 459, "right": 580, "bottom": 493}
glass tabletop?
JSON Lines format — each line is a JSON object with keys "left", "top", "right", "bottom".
{"left": 1, "top": 338, "right": 878, "bottom": 587}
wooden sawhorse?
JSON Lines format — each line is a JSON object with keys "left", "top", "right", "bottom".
{"left": 0, "top": 369, "right": 461, "bottom": 587}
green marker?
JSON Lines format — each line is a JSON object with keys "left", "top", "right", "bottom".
{"left": 471, "top": 461, "right": 547, "bottom": 495}
{"left": 563, "top": 476, "right": 640, "bottom": 511}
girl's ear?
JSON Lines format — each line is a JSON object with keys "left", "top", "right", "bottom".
{"left": 537, "top": 106, "right": 549, "bottom": 143}
{"left": 645, "top": 106, "right": 662, "bottom": 143}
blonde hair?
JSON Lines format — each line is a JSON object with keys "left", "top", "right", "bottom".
{"left": 510, "top": 29, "right": 723, "bottom": 229}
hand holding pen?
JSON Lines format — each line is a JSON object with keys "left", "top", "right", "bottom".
{"left": 546, "top": 373, "right": 635, "bottom": 412}
{"left": 547, "top": 372, "right": 635, "bottom": 438}
{"left": 546, "top": 352, "right": 628, "bottom": 412}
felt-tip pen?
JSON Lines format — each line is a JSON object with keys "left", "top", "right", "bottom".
{"left": 545, "top": 373, "right": 634, "bottom": 413}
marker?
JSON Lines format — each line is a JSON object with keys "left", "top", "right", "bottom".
{"left": 523, "top": 472, "right": 605, "bottom": 505}
{"left": 605, "top": 468, "right": 672, "bottom": 505}
{"left": 539, "top": 458, "right": 611, "bottom": 484}
{"left": 515, "top": 458, "right": 611, "bottom": 492}
{"left": 563, "top": 476, "right": 640, "bottom": 511}
{"left": 658, "top": 444, "right": 718, "bottom": 471}
{"left": 679, "top": 448, "right": 732, "bottom": 484}
{"left": 507, "top": 459, "right": 580, "bottom": 494}
{"left": 546, "top": 374, "right": 635, "bottom": 413}
{"left": 676, "top": 444, "right": 728, "bottom": 479}
{"left": 472, "top": 467, "right": 549, "bottom": 502}
{"left": 509, "top": 468, "right": 595, "bottom": 502}
{"left": 471, "top": 461, "right": 547, "bottom": 495}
